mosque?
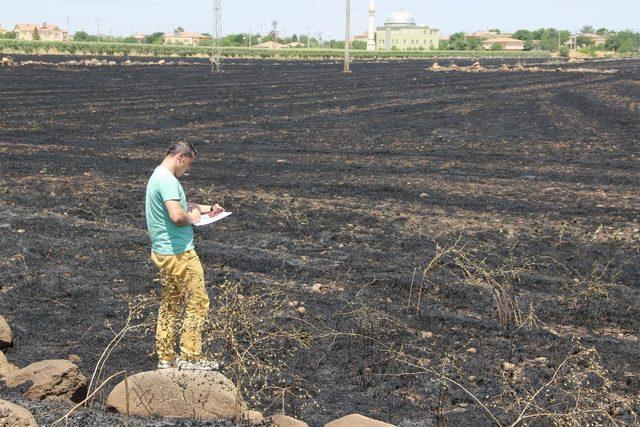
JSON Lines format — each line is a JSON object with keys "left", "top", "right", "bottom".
{"left": 366, "top": 1, "right": 440, "bottom": 51}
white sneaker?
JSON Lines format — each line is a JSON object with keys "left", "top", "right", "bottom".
{"left": 178, "top": 359, "right": 220, "bottom": 371}
{"left": 157, "top": 359, "right": 175, "bottom": 369}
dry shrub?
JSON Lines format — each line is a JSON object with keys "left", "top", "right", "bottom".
{"left": 493, "top": 342, "right": 638, "bottom": 426}
{"left": 410, "top": 236, "right": 540, "bottom": 329}
{"left": 86, "top": 291, "right": 156, "bottom": 407}
{"left": 203, "top": 281, "right": 313, "bottom": 414}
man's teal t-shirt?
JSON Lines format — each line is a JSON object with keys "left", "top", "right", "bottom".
{"left": 145, "top": 166, "right": 194, "bottom": 255}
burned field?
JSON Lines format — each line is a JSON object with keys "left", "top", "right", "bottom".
{"left": 0, "top": 57, "right": 639, "bottom": 425}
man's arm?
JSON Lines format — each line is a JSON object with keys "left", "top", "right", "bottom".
{"left": 165, "top": 200, "right": 201, "bottom": 225}
{"left": 187, "top": 202, "right": 225, "bottom": 216}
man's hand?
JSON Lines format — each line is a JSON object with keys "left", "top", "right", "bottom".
{"left": 209, "top": 204, "right": 224, "bottom": 216}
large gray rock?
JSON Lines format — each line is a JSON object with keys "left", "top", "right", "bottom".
{"left": 0, "top": 316, "right": 12, "bottom": 348}
{"left": 269, "top": 413, "right": 309, "bottom": 426}
{"left": 325, "top": 414, "right": 396, "bottom": 427}
{"left": 0, "top": 399, "right": 37, "bottom": 426}
{"left": 107, "top": 369, "right": 248, "bottom": 420}
{"left": 2, "top": 359, "right": 86, "bottom": 402}
{"left": 0, "top": 351, "right": 19, "bottom": 378}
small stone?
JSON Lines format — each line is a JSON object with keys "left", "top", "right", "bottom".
{"left": 68, "top": 354, "right": 81, "bottom": 363}
{"left": 287, "top": 301, "right": 296, "bottom": 307}
{"left": 385, "top": 298, "right": 392, "bottom": 303}
{"left": 501, "top": 362, "right": 516, "bottom": 372}
{"left": 466, "top": 347, "right": 477, "bottom": 354}
{"left": 419, "top": 193, "right": 428, "bottom": 198}
{"left": 297, "top": 307, "right": 307, "bottom": 315}
{"left": 16, "top": 229, "right": 25, "bottom": 234}
{"left": 276, "top": 159, "right": 287, "bottom": 164}
{"left": 420, "top": 331, "right": 434, "bottom": 339}
{"left": 533, "top": 357, "right": 548, "bottom": 365}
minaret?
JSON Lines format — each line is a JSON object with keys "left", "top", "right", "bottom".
{"left": 367, "top": 0, "right": 376, "bottom": 51}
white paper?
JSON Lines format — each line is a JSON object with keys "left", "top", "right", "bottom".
{"left": 194, "top": 211, "right": 232, "bottom": 227}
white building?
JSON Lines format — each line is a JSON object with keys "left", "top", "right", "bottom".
{"left": 376, "top": 11, "right": 439, "bottom": 51}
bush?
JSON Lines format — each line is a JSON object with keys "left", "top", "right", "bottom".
{"left": 579, "top": 46, "right": 598, "bottom": 57}
{"left": 559, "top": 46, "right": 570, "bottom": 58}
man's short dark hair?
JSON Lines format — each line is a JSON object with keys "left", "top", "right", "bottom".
{"left": 166, "top": 140, "right": 198, "bottom": 158}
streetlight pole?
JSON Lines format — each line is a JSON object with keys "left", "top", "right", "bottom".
{"left": 344, "top": 0, "right": 351, "bottom": 73}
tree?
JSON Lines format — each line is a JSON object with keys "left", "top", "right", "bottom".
{"left": 596, "top": 28, "right": 609, "bottom": 36}
{"left": 220, "top": 33, "right": 244, "bottom": 46}
{"left": 538, "top": 28, "right": 570, "bottom": 51}
{"left": 291, "top": 33, "right": 297, "bottom": 42}
{"left": 512, "top": 29, "right": 533, "bottom": 41}
{"left": 605, "top": 30, "right": 639, "bottom": 52}
{"left": 175, "top": 26, "right": 184, "bottom": 32}
{"left": 489, "top": 28, "right": 501, "bottom": 34}
{"left": 32, "top": 27, "right": 40, "bottom": 40}
{"left": 0, "top": 31, "right": 16, "bottom": 39}
{"left": 580, "top": 25, "right": 595, "bottom": 34}
{"left": 73, "top": 31, "right": 91, "bottom": 42}
{"left": 576, "top": 35, "right": 595, "bottom": 48}
{"left": 144, "top": 32, "right": 164, "bottom": 44}
{"left": 512, "top": 29, "right": 535, "bottom": 50}
{"left": 468, "top": 37, "right": 483, "bottom": 51}
{"left": 448, "top": 32, "right": 468, "bottom": 50}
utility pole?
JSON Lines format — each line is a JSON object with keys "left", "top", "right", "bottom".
{"left": 248, "top": 26, "right": 252, "bottom": 47}
{"left": 96, "top": 17, "right": 101, "bottom": 42}
{"left": 258, "top": 24, "right": 264, "bottom": 42}
{"left": 212, "top": 0, "right": 222, "bottom": 72}
{"left": 271, "top": 20, "right": 279, "bottom": 45}
{"left": 66, "top": 17, "right": 70, "bottom": 37}
{"left": 344, "top": 0, "right": 351, "bottom": 73}
{"left": 306, "top": 26, "right": 311, "bottom": 48}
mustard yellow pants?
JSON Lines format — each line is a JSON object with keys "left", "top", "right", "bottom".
{"left": 151, "top": 249, "right": 210, "bottom": 363}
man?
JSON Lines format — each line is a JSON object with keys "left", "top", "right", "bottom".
{"left": 145, "top": 140, "right": 224, "bottom": 370}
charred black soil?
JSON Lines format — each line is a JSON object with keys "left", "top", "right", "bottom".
{"left": 0, "top": 57, "right": 639, "bottom": 426}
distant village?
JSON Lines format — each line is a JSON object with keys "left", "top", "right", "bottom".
{"left": 0, "top": 10, "right": 619, "bottom": 53}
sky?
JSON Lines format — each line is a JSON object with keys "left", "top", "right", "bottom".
{"left": 1, "top": 0, "right": 638, "bottom": 39}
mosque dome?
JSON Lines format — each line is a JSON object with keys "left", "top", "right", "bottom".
{"left": 384, "top": 10, "right": 416, "bottom": 27}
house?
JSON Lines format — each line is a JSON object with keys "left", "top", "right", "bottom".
{"left": 14, "top": 23, "right": 68, "bottom": 41}
{"left": 468, "top": 30, "right": 500, "bottom": 39}
{"left": 163, "top": 31, "right": 209, "bottom": 46}
{"left": 351, "top": 31, "right": 368, "bottom": 42}
{"left": 581, "top": 33, "right": 607, "bottom": 46}
{"left": 255, "top": 41, "right": 286, "bottom": 49}
{"left": 133, "top": 33, "right": 146, "bottom": 44}
{"left": 483, "top": 37, "right": 525, "bottom": 51}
